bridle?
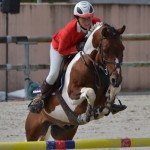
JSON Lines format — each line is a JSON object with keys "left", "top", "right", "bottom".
{"left": 80, "top": 26, "right": 123, "bottom": 88}
{"left": 98, "top": 36, "right": 122, "bottom": 76}
{"left": 81, "top": 35, "right": 122, "bottom": 77}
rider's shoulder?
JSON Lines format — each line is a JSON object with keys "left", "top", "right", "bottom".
{"left": 65, "top": 19, "right": 78, "bottom": 28}
{"left": 92, "top": 16, "right": 102, "bottom": 23}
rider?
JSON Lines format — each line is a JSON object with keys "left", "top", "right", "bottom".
{"left": 29, "top": 1, "right": 126, "bottom": 114}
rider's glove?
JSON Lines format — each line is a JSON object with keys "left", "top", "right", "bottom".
{"left": 76, "top": 41, "right": 85, "bottom": 52}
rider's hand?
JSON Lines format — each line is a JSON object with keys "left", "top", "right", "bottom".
{"left": 76, "top": 41, "right": 85, "bottom": 51}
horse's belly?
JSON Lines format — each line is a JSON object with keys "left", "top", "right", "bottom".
{"left": 48, "top": 105, "right": 70, "bottom": 123}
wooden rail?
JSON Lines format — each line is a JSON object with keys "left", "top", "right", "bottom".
{"left": 122, "top": 33, "right": 150, "bottom": 41}
{"left": 1, "top": 61, "right": 150, "bottom": 71}
{"left": 0, "top": 33, "right": 150, "bottom": 43}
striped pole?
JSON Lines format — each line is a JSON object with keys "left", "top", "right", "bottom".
{"left": 0, "top": 138, "right": 150, "bottom": 150}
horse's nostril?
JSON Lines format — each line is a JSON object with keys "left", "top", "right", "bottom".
{"left": 111, "top": 78, "right": 116, "bottom": 85}
{"left": 111, "top": 76, "right": 122, "bottom": 87}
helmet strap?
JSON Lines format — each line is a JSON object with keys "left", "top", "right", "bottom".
{"left": 79, "top": 22, "right": 88, "bottom": 31}
{"left": 75, "top": 15, "right": 91, "bottom": 33}
{"left": 76, "top": 17, "right": 88, "bottom": 31}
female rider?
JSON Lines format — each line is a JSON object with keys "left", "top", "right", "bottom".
{"left": 29, "top": 1, "right": 126, "bottom": 114}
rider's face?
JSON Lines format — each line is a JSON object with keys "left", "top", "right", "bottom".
{"left": 78, "top": 16, "right": 93, "bottom": 30}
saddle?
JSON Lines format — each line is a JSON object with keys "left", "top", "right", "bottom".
{"left": 55, "top": 54, "right": 76, "bottom": 92}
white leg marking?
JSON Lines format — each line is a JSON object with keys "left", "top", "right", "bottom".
{"left": 80, "top": 87, "right": 96, "bottom": 106}
{"left": 96, "top": 107, "right": 110, "bottom": 119}
{"left": 38, "top": 136, "right": 44, "bottom": 141}
{"left": 70, "top": 87, "right": 96, "bottom": 106}
{"left": 102, "top": 107, "right": 110, "bottom": 115}
{"left": 75, "top": 88, "right": 96, "bottom": 124}
{"left": 106, "top": 85, "right": 121, "bottom": 103}
{"left": 109, "top": 85, "right": 121, "bottom": 101}
{"left": 44, "top": 126, "right": 51, "bottom": 141}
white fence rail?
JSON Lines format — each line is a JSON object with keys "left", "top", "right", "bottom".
{"left": 1, "top": 61, "right": 150, "bottom": 72}
{"left": 1, "top": 33, "right": 150, "bottom": 43}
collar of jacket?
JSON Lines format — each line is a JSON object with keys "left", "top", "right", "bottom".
{"left": 77, "top": 22, "right": 88, "bottom": 34}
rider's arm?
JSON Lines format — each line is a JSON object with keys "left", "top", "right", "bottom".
{"left": 57, "top": 28, "right": 83, "bottom": 55}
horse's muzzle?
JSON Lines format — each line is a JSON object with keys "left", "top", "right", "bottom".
{"left": 110, "top": 76, "right": 122, "bottom": 87}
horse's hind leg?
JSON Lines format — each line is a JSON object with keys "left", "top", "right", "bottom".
{"left": 25, "top": 112, "right": 50, "bottom": 141}
{"left": 51, "top": 125, "right": 78, "bottom": 140}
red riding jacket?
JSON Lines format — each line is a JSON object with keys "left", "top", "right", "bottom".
{"left": 52, "top": 16, "right": 101, "bottom": 55}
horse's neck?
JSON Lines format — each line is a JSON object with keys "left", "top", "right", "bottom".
{"left": 88, "top": 50, "right": 102, "bottom": 68}
{"left": 84, "top": 25, "right": 102, "bottom": 54}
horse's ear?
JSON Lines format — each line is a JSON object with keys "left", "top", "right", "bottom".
{"left": 118, "top": 25, "right": 126, "bottom": 35}
{"left": 102, "top": 27, "right": 109, "bottom": 38}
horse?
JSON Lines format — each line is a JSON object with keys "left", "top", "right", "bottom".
{"left": 25, "top": 22, "right": 126, "bottom": 141}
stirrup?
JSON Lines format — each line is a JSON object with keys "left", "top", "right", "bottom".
{"left": 28, "top": 99, "right": 44, "bottom": 113}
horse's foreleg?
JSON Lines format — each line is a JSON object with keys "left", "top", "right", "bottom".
{"left": 77, "top": 88, "right": 96, "bottom": 124}
{"left": 95, "top": 85, "right": 122, "bottom": 119}
{"left": 69, "top": 87, "right": 96, "bottom": 106}
{"left": 69, "top": 87, "right": 96, "bottom": 124}
{"left": 105, "top": 84, "right": 121, "bottom": 108}
{"left": 94, "top": 107, "right": 110, "bottom": 119}
{"left": 110, "top": 85, "right": 121, "bottom": 101}
{"left": 80, "top": 88, "right": 96, "bottom": 106}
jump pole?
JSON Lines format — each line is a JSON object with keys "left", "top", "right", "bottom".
{"left": 0, "top": 141, "right": 46, "bottom": 150}
{"left": 0, "top": 138, "right": 150, "bottom": 150}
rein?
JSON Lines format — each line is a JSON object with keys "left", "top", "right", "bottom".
{"left": 81, "top": 50, "right": 108, "bottom": 75}
{"left": 80, "top": 51, "right": 108, "bottom": 89}
{"left": 80, "top": 28, "right": 122, "bottom": 87}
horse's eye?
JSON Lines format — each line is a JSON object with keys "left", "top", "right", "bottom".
{"left": 103, "top": 51, "right": 108, "bottom": 59}
{"left": 103, "top": 49, "right": 109, "bottom": 55}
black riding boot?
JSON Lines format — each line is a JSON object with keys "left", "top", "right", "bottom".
{"left": 28, "top": 81, "right": 55, "bottom": 113}
{"left": 41, "top": 81, "right": 55, "bottom": 101}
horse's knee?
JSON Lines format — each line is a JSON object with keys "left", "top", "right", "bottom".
{"left": 80, "top": 88, "right": 96, "bottom": 106}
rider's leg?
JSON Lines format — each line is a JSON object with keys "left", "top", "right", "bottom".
{"left": 28, "top": 44, "right": 63, "bottom": 113}
{"left": 41, "top": 44, "right": 63, "bottom": 100}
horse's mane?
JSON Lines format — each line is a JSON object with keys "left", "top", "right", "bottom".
{"left": 86, "top": 22, "right": 119, "bottom": 38}
{"left": 86, "top": 22, "right": 104, "bottom": 38}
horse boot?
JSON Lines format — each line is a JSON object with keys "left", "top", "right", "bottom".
{"left": 111, "top": 100, "right": 127, "bottom": 114}
{"left": 28, "top": 81, "right": 55, "bottom": 113}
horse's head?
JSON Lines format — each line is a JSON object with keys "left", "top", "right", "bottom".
{"left": 92, "top": 23, "right": 126, "bottom": 87}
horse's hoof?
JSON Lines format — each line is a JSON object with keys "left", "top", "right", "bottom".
{"left": 111, "top": 103, "right": 127, "bottom": 114}
{"left": 28, "top": 99, "right": 44, "bottom": 113}
{"left": 77, "top": 113, "right": 90, "bottom": 125}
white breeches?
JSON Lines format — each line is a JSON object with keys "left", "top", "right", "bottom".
{"left": 46, "top": 43, "right": 63, "bottom": 85}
